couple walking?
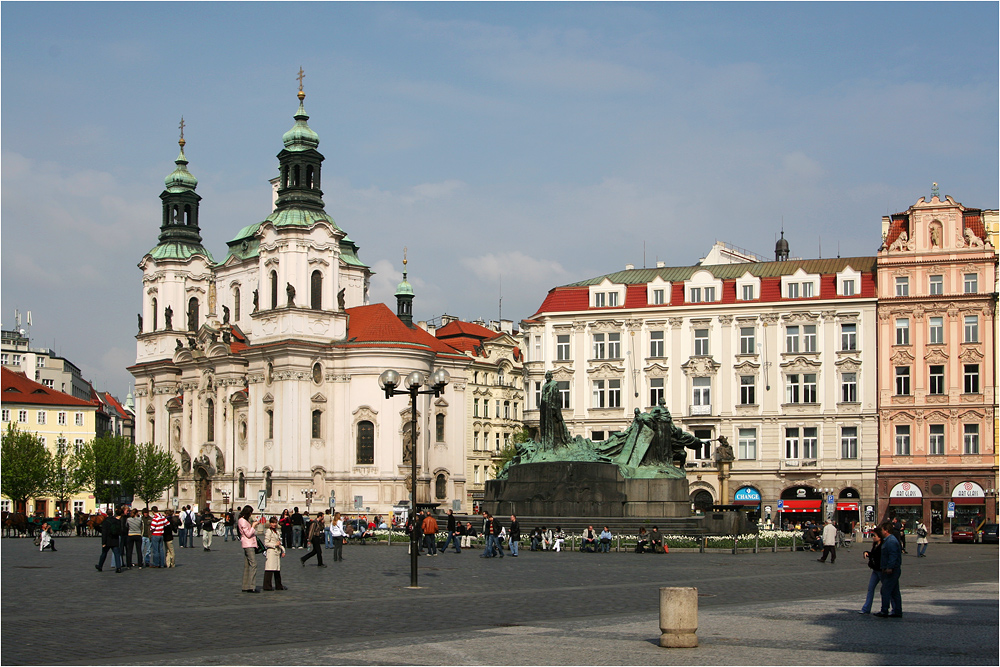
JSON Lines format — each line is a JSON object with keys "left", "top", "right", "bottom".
{"left": 859, "top": 521, "right": 907, "bottom": 618}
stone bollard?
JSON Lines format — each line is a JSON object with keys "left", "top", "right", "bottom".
{"left": 659, "top": 587, "right": 698, "bottom": 648}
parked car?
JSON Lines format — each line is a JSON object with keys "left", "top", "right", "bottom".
{"left": 979, "top": 523, "right": 998, "bottom": 544}
{"left": 951, "top": 524, "right": 977, "bottom": 543}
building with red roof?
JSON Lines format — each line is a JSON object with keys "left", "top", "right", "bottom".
{"left": 128, "top": 87, "right": 472, "bottom": 515}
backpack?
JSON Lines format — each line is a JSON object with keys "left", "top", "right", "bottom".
{"left": 184, "top": 511, "right": 194, "bottom": 528}
{"left": 109, "top": 519, "right": 121, "bottom": 537}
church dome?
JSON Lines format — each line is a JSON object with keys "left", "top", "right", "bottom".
{"left": 395, "top": 275, "right": 414, "bottom": 297}
{"left": 164, "top": 144, "right": 198, "bottom": 192}
{"left": 282, "top": 90, "right": 320, "bottom": 152}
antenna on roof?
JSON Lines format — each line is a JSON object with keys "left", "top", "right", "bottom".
{"left": 643, "top": 241, "right": 646, "bottom": 269}
{"left": 837, "top": 242, "right": 841, "bottom": 259}
{"left": 819, "top": 236, "right": 822, "bottom": 259}
{"left": 499, "top": 273, "right": 503, "bottom": 322}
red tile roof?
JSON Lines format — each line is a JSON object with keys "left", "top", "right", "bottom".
{"left": 342, "top": 304, "right": 468, "bottom": 360}
{"left": 1, "top": 368, "right": 97, "bottom": 408}
{"left": 963, "top": 210, "right": 986, "bottom": 241}
{"left": 885, "top": 214, "right": 908, "bottom": 248}
{"left": 436, "top": 320, "right": 498, "bottom": 340}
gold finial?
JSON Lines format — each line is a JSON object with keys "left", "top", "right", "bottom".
{"left": 178, "top": 116, "right": 186, "bottom": 148}
{"left": 297, "top": 67, "right": 306, "bottom": 100}
{"left": 403, "top": 246, "right": 408, "bottom": 267}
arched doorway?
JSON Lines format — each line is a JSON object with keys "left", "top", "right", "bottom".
{"left": 779, "top": 485, "right": 822, "bottom": 528}
{"left": 194, "top": 466, "right": 212, "bottom": 512}
{"left": 691, "top": 489, "right": 714, "bottom": 514}
{"left": 837, "top": 488, "right": 860, "bottom": 532}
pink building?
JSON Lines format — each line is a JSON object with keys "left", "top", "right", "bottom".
{"left": 877, "top": 188, "right": 997, "bottom": 533}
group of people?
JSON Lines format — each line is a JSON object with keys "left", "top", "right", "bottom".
{"left": 858, "top": 520, "right": 919, "bottom": 617}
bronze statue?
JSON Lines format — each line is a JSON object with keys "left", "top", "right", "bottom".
{"left": 538, "top": 371, "right": 570, "bottom": 449}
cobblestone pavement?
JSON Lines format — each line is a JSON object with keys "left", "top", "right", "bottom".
{"left": 2, "top": 536, "right": 996, "bottom": 665}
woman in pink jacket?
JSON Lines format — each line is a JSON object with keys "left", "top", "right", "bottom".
{"left": 237, "top": 505, "right": 259, "bottom": 593}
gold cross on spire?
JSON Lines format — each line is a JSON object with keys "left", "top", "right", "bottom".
{"left": 178, "top": 116, "right": 186, "bottom": 147}
{"left": 297, "top": 67, "right": 305, "bottom": 91}
{"left": 403, "top": 246, "right": 408, "bottom": 267}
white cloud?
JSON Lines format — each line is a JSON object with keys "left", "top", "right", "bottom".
{"left": 460, "top": 251, "right": 569, "bottom": 287}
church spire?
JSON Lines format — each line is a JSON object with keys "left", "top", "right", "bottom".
{"left": 275, "top": 68, "right": 325, "bottom": 211}
{"left": 157, "top": 117, "right": 204, "bottom": 247}
{"left": 395, "top": 248, "right": 415, "bottom": 327}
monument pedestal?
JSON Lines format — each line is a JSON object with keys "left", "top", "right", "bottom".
{"left": 484, "top": 461, "right": 689, "bottom": 518}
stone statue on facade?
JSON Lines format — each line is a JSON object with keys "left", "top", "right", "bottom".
{"left": 338, "top": 288, "right": 346, "bottom": 310}
{"left": 252, "top": 289, "right": 259, "bottom": 313}
{"left": 208, "top": 282, "right": 217, "bottom": 315}
{"left": 965, "top": 227, "right": 985, "bottom": 248}
{"left": 164, "top": 305, "right": 173, "bottom": 330}
{"left": 714, "top": 434, "right": 735, "bottom": 463}
{"left": 286, "top": 283, "right": 296, "bottom": 307}
{"left": 222, "top": 305, "right": 230, "bottom": 324}
{"left": 888, "top": 230, "right": 911, "bottom": 252}
{"left": 137, "top": 313, "right": 143, "bottom": 334}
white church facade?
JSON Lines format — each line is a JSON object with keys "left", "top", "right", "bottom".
{"left": 129, "top": 85, "right": 471, "bottom": 515}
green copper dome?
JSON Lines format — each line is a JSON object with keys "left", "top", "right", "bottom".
{"left": 282, "top": 92, "right": 320, "bottom": 152}
{"left": 395, "top": 273, "right": 414, "bottom": 297}
{"left": 165, "top": 145, "right": 198, "bottom": 192}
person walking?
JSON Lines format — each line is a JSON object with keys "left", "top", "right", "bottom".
{"left": 262, "top": 517, "right": 287, "bottom": 591}
{"left": 95, "top": 508, "right": 124, "bottom": 573}
{"left": 422, "top": 512, "right": 439, "bottom": 556}
{"left": 178, "top": 505, "right": 190, "bottom": 548}
{"left": 200, "top": 507, "right": 216, "bottom": 551}
{"left": 509, "top": 515, "right": 521, "bottom": 557}
{"left": 279, "top": 509, "right": 292, "bottom": 548}
{"left": 859, "top": 530, "right": 883, "bottom": 614}
{"left": 237, "top": 506, "right": 259, "bottom": 593}
{"left": 440, "top": 509, "right": 461, "bottom": 554}
{"left": 300, "top": 512, "right": 326, "bottom": 567}
{"left": 491, "top": 514, "right": 505, "bottom": 558}
{"left": 329, "top": 511, "right": 346, "bottom": 562}
{"left": 223, "top": 508, "right": 236, "bottom": 542}
{"left": 874, "top": 522, "right": 903, "bottom": 618}
{"left": 817, "top": 519, "right": 838, "bottom": 564}
{"left": 290, "top": 507, "right": 304, "bottom": 549}
{"left": 125, "top": 509, "right": 143, "bottom": 569}
{"left": 324, "top": 510, "right": 335, "bottom": 549}
{"left": 149, "top": 507, "right": 167, "bottom": 568}
{"left": 915, "top": 520, "right": 929, "bottom": 557}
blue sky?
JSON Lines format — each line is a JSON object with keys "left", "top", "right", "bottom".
{"left": 2, "top": 2, "right": 997, "bottom": 395}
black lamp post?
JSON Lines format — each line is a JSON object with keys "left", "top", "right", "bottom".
{"left": 378, "top": 367, "right": 450, "bottom": 588}
{"left": 103, "top": 479, "right": 121, "bottom": 512}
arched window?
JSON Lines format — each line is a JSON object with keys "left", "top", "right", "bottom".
{"left": 270, "top": 271, "right": 278, "bottom": 309}
{"left": 692, "top": 490, "right": 714, "bottom": 513}
{"left": 292, "top": 165, "right": 300, "bottom": 187}
{"left": 187, "top": 297, "right": 199, "bottom": 331}
{"left": 265, "top": 470, "right": 272, "bottom": 498}
{"left": 233, "top": 287, "right": 240, "bottom": 322}
{"left": 356, "top": 420, "right": 374, "bottom": 464}
{"left": 172, "top": 205, "right": 181, "bottom": 224}
{"left": 306, "top": 165, "right": 314, "bottom": 188}
{"left": 266, "top": 409, "right": 274, "bottom": 439}
{"left": 436, "top": 473, "right": 447, "bottom": 499}
{"left": 238, "top": 472, "right": 246, "bottom": 498}
{"left": 151, "top": 298, "right": 158, "bottom": 330}
{"left": 311, "top": 409, "right": 322, "bottom": 439}
{"left": 311, "top": 270, "right": 322, "bottom": 310}
{"left": 436, "top": 413, "right": 445, "bottom": 442}
{"left": 206, "top": 399, "right": 215, "bottom": 442}
{"left": 184, "top": 204, "right": 192, "bottom": 225}
{"left": 280, "top": 166, "right": 287, "bottom": 189}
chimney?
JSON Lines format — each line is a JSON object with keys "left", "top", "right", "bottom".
{"left": 656, "top": 261, "right": 665, "bottom": 268}
{"left": 625, "top": 263, "right": 635, "bottom": 270}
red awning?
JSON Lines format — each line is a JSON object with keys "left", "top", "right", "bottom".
{"left": 952, "top": 497, "right": 985, "bottom": 505}
{"left": 836, "top": 502, "right": 859, "bottom": 511}
{"left": 780, "top": 499, "right": 821, "bottom": 512}
{"left": 888, "top": 497, "right": 921, "bottom": 505}
{"left": 733, "top": 499, "right": 761, "bottom": 506}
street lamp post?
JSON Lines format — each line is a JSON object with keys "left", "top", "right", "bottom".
{"left": 378, "top": 367, "right": 450, "bottom": 589}
{"left": 302, "top": 488, "right": 316, "bottom": 515}
{"left": 103, "top": 479, "right": 121, "bottom": 512}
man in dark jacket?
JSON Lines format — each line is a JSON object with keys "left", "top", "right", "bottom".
{"left": 509, "top": 515, "right": 521, "bottom": 556}
{"left": 96, "top": 508, "right": 124, "bottom": 573}
{"left": 874, "top": 522, "right": 903, "bottom": 618}
{"left": 491, "top": 514, "right": 505, "bottom": 558}
{"left": 440, "top": 509, "right": 461, "bottom": 554}
{"left": 291, "top": 508, "right": 304, "bottom": 549}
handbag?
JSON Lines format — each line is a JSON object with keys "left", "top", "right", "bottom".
{"left": 254, "top": 535, "right": 266, "bottom": 554}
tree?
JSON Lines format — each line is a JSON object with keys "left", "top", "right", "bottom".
{"left": 491, "top": 428, "right": 531, "bottom": 477}
{"left": 75, "top": 435, "right": 138, "bottom": 507}
{"left": 133, "top": 441, "right": 179, "bottom": 508}
{"left": 1, "top": 424, "right": 51, "bottom": 513}
{"left": 46, "top": 438, "right": 85, "bottom": 514}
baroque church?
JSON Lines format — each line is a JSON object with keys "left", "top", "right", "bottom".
{"left": 129, "top": 82, "right": 471, "bottom": 515}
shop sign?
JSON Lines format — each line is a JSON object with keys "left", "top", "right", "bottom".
{"left": 947, "top": 501, "right": 955, "bottom": 518}
{"left": 889, "top": 482, "right": 922, "bottom": 499}
{"left": 734, "top": 487, "right": 761, "bottom": 502}
{"left": 864, "top": 506, "right": 875, "bottom": 522}
{"left": 952, "top": 481, "right": 984, "bottom": 499}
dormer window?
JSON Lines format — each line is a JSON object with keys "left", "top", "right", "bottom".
{"left": 594, "top": 292, "right": 617, "bottom": 307}
{"left": 690, "top": 287, "right": 702, "bottom": 303}
{"left": 781, "top": 269, "right": 820, "bottom": 300}
{"left": 742, "top": 284, "right": 755, "bottom": 300}
{"left": 589, "top": 279, "right": 624, "bottom": 309}
{"left": 787, "top": 283, "right": 799, "bottom": 299}
{"left": 652, "top": 289, "right": 665, "bottom": 305}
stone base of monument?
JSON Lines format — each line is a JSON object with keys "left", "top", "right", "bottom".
{"left": 483, "top": 461, "right": 690, "bottom": 518}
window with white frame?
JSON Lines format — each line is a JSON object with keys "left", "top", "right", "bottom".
{"left": 73, "top": 500, "right": 84, "bottom": 514}
{"left": 58, "top": 411, "right": 67, "bottom": 425}
{"left": 895, "top": 425, "right": 911, "bottom": 455}
{"left": 928, "top": 424, "right": 945, "bottom": 455}
{"left": 689, "top": 287, "right": 702, "bottom": 303}
{"left": 840, "top": 426, "right": 858, "bottom": 459}
{"left": 649, "top": 330, "right": 664, "bottom": 357}
{"left": 592, "top": 431, "right": 606, "bottom": 442}
{"left": 841, "top": 372, "right": 857, "bottom": 402}
{"left": 694, "top": 329, "right": 709, "bottom": 356}
{"left": 802, "top": 427, "right": 818, "bottom": 459}
{"left": 841, "top": 323, "right": 857, "bottom": 351}
{"left": 533, "top": 336, "right": 541, "bottom": 361}
{"left": 739, "top": 376, "right": 755, "bottom": 405}
{"left": 929, "top": 275, "right": 943, "bottom": 295}
{"left": 557, "top": 381, "right": 570, "bottom": 408}
{"left": 534, "top": 382, "right": 541, "bottom": 408}
{"left": 963, "top": 364, "right": 979, "bottom": 393}
{"left": 1, "top": 500, "right": 10, "bottom": 513}
{"left": 928, "top": 317, "right": 944, "bottom": 344}
{"left": 594, "top": 292, "right": 605, "bottom": 307}
{"left": 738, "top": 428, "right": 757, "bottom": 459}
{"left": 964, "top": 315, "right": 978, "bottom": 342}
{"left": 484, "top": 401, "right": 490, "bottom": 418}
{"left": 56, "top": 438, "right": 68, "bottom": 455}
{"left": 556, "top": 334, "right": 570, "bottom": 361}
{"left": 74, "top": 438, "right": 85, "bottom": 454}
{"left": 802, "top": 282, "right": 814, "bottom": 298}
{"left": 651, "top": 288, "right": 665, "bottom": 305}
{"left": 504, "top": 401, "right": 510, "bottom": 419}
{"left": 36, "top": 357, "right": 45, "bottom": 368}
{"left": 592, "top": 379, "right": 621, "bottom": 408}
{"left": 607, "top": 333, "right": 621, "bottom": 358}
{"left": 0, "top": 353, "right": 7, "bottom": 365}
{"left": 741, "top": 284, "right": 755, "bottom": 300}
{"left": 704, "top": 286, "right": 716, "bottom": 302}
{"left": 803, "top": 325, "right": 816, "bottom": 352}
{"left": 75, "top": 412, "right": 84, "bottom": 426}
{"left": 42, "top": 379, "right": 53, "bottom": 388}
{"left": 787, "top": 283, "right": 800, "bottom": 299}
{"left": 37, "top": 411, "right": 46, "bottom": 425}
{"left": 17, "top": 410, "right": 27, "bottom": 423}
{"left": 473, "top": 431, "right": 479, "bottom": 450}
{"left": 11, "top": 354, "right": 21, "bottom": 366}
{"left": 739, "top": 327, "right": 755, "bottom": 355}
{"left": 841, "top": 279, "right": 855, "bottom": 296}
{"left": 692, "top": 377, "right": 711, "bottom": 407}
{"left": 495, "top": 432, "right": 501, "bottom": 450}
{"left": 964, "top": 273, "right": 978, "bottom": 293}
{"left": 473, "top": 399, "right": 479, "bottom": 417}
{"left": 0, "top": 409, "right": 9, "bottom": 422}
{"left": 929, "top": 365, "right": 945, "bottom": 395}
{"left": 593, "top": 333, "right": 606, "bottom": 359}
{"left": 786, "top": 326, "right": 800, "bottom": 353}
{"left": 784, "top": 428, "right": 800, "bottom": 459}
{"left": 895, "top": 318, "right": 909, "bottom": 345}
{"left": 895, "top": 276, "right": 909, "bottom": 297}
{"left": 785, "top": 373, "right": 817, "bottom": 403}
{"left": 963, "top": 423, "right": 979, "bottom": 454}
{"left": 649, "top": 377, "right": 664, "bottom": 406}
{"left": 474, "top": 466, "right": 481, "bottom": 484}
{"left": 895, "top": 367, "right": 910, "bottom": 395}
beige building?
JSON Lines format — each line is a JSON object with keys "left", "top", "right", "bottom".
{"left": 521, "top": 246, "right": 879, "bottom": 527}
{"left": 876, "top": 190, "right": 998, "bottom": 531}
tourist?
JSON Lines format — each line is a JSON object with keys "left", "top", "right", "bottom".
{"left": 581, "top": 525, "right": 598, "bottom": 552}
{"left": 636, "top": 527, "right": 649, "bottom": 553}
{"left": 649, "top": 527, "right": 663, "bottom": 553}
{"left": 491, "top": 514, "right": 505, "bottom": 558}
{"left": 542, "top": 526, "right": 553, "bottom": 551}
{"left": 530, "top": 527, "right": 542, "bottom": 551}
{"left": 201, "top": 506, "right": 216, "bottom": 551}
{"left": 462, "top": 521, "right": 476, "bottom": 549}
{"left": 140, "top": 508, "right": 152, "bottom": 566}
{"left": 178, "top": 504, "right": 191, "bottom": 548}
{"left": 223, "top": 508, "right": 236, "bottom": 542}
{"left": 300, "top": 512, "right": 326, "bottom": 567}
{"left": 441, "top": 509, "right": 461, "bottom": 554}
{"left": 552, "top": 527, "right": 566, "bottom": 552}
{"left": 149, "top": 506, "right": 167, "bottom": 568}
{"left": 422, "top": 512, "right": 439, "bottom": 556}
{"left": 291, "top": 507, "right": 304, "bottom": 549}
{"left": 125, "top": 509, "right": 143, "bottom": 569}
{"left": 38, "top": 522, "right": 55, "bottom": 551}
{"left": 915, "top": 520, "right": 929, "bottom": 557}
{"left": 163, "top": 508, "right": 178, "bottom": 567}
{"left": 279, "top": 509, "right": 292, "bottom": 548}
{"left": 508, "top": 515, "right": 521, "bottom": 557}
{"left": 859, "top": 530, "right": 883, "bottom": 614}
{"left": 238, "top": 505, "right": 259, "bottom": 593}
{"left": 329, "top": 511, "right": 346, "bottom": 562}
{"left": 96, "top": 508, "right": 124, "bottom": 573}
{"left": 263, "top": 517, "right": 287, "bottom": 591}
{"left": 599, "top": 526, "right": 612, "bottom": 553}
{"left": 816, "top": 519, "right": 837, "bottom": 564}
{"left": 874, "top": 521, "right": 902, "bottom": 618}
{"left": 324, "top": 510, "right": 334, "bottom": 549}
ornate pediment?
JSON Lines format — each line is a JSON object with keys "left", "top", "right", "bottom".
{"left": 733, "top": 360, "right": 760, "bottom": 375}
{"left": 590, "top": 320, "right": 624, "bottom": 332}
{"left": 924, "top": 348, "right": 949, "bottom": 364}
{"left": 834, "top": 356, "right": 861, "bottom": 372}
{"left": 889, "top": 411, "right": 914, "bottom": 422}
{"left": 681, "top": 357, "right": 720, "bottom": 377}
{"left": 924, "top": 410, "right": 950, "bottom": 422}
{"left": 164, "top": 396, "right": 182, "bottom": 411}
{"left": 311, "top": 393, "right": 327, "bottom": 403}
{"left": 779, "top": 356, "right": 822, "bottom": 371}
{"left": 957, "top": 408, "right": 985, "bottom": 421}
{"left": 890, "top": 350, "right": 915, "bottom": 365}
{"left": 433, "top": 397, "right": 449, "bottom": 407}
{"left": 643, "top": 362, "right": 670, "bottom": 378}
{"left": 782, "top": 311, "right": 819, "bottom": 324}
{"left": 959, "top": 347, "right": 984, "bottom": 362}
{"left": 587, "top": 363, "right": 624, "bottom": 380}
{"left": 551, "top": 366, "right": 574, "bottom": 381}
{"left": 261, "top": 392, "right": 274, "bottom": 404}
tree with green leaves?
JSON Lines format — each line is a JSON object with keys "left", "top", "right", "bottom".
{"left": 133, "top": 441, "right": 179, "bottom": 508}
{"left": 45, "top": 438, "right": 85, "bottom": 514}
{"left": 75, "top": 435, "right": 138, "bottom": 506}
{"left": 1, "top": 424, "right": 51, "bottom": 513}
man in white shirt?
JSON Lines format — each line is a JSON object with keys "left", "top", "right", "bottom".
{"left": 817, "top": 519, "right": 838, "bottom": 564}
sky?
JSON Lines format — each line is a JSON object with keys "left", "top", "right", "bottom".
{"left": 2, "top": 1, "right": 997, "bottom": 396}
